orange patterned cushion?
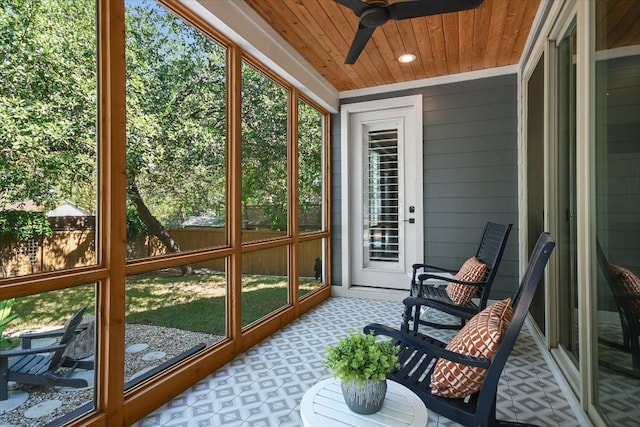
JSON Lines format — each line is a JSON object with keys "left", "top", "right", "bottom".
{"left": 610, "top": 264, "right": 640, "bottom": 316}
{"left": 446, "top": 256, "right": 488, "bottom": 305}
{"left": 430, "top": 298, "right": 513, "bottom": 398}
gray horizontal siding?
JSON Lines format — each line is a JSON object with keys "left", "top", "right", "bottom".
{"left": 332, "top": 74, "right": 519, "bottom": 297}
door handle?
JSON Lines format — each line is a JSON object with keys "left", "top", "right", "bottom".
{"left": 403, "top": 218, "right": 415, "bottom": 224}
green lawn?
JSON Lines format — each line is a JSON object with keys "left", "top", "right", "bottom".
{"left": 5, "top": 272, "right": 323, "bottom": 337}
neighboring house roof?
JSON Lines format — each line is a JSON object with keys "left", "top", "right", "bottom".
{"left": 46, "top": 201, "right": 91, "bottom": 217}
{"left": 182, "top": 214, "right": 225, "bottom": 228}
{"left": 5, "top": 200, "right": 39, "bottom": 211}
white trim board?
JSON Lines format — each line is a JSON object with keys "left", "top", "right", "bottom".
{"left": 185, "top": 0, "right": 339, "bottom": 113}
{"left": 339, "top": 65, "right": 518, "bottom": 99}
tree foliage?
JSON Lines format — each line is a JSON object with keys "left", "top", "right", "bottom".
{"left": 298, "top": 100, "right": 323, "bottom": 216}
{"left": 241, "top": 63, "right": 289, "bottom": 230}
{"left": 1, "top": 0, "right": 324, "bottom": 251}
{"left": 125, "top": 1, "right": 227, "bottom": 228}
{"left": 0, "top": 0, "right": 97, "bottom": 211}
{"left": 0, "top": 210, "right": 52, "bottom": 241}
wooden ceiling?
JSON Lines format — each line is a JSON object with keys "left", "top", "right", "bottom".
{"left": 244, "top": 0, "right": 541, "bottom": 92}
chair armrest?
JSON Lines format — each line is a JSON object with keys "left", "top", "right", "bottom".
{"left": 412, "top": 263, "right": 457, "bottom": 274}
{"left": 19, "top": 328, "right": 65, "bottom": 340}
{"left": 418, "top": 273, "right": 488, "bottom": 288}
{"left": 364, "top": 323, "right": 491, "bottom": 369}
{"left": 402, "top": 296, "right": 477, "bottom": 319}
{"left": 403, "top": 296, "right": 433, "bottom": 309}
{"left": 19, "top": 328, "right": 67, "bottom": 349}
{"left": 0, "top": 343, "right": 67, "bottom": 358}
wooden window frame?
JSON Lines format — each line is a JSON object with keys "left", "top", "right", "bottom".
{"left": 0, "top": 0, "right": 331, "bottom": 425}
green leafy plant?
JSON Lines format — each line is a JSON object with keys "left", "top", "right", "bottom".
{"left": 0, "top": 299, "right": 20, "bottom": 350}
{"left": 0, "top": 210, "right": 52, "bottom": 242}
{"left": 323, "top": 331, "right": 400, "bottom": 385}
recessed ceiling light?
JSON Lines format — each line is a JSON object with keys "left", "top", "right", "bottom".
{"left": 398, "top": 54, "right": 416, "bottom": 63}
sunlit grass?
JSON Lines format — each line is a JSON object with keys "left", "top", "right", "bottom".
{"left": 5, "top": 273, "right": 324, "bottom": 336}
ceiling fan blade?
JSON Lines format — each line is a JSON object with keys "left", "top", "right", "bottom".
{"left": 388, "top": 0, "right": 484, "bottom": 20}
{"left": 334, "top": 0, "right": 370, "bottom": 16}
{"left": 345, "top": 24, "right": 376, "bottom": 64}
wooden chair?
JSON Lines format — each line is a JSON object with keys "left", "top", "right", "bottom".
{"left": 596, "top": 241, "right": 640, "bottom": 377}
{"left": 0, "top": 306, "right": 94, "bottom": 400}
{"left": 366, "top": 232, "right": 555, "bottom": 427}
{"left": 403, "top": 222, "right": 512, "bottom": 332}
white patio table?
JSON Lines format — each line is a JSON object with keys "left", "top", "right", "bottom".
{"left": 300, "top": 377, "right": 428, "bottom": 427}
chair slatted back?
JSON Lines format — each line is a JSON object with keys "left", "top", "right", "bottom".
{"left": 474, "top": 222, "right": 512, "bottom": 306}
{"left": 49, "top": 306, "right": 87, "bottom": 369}
{"left": 473, "top": 232, "right": 554, "bottom": 425}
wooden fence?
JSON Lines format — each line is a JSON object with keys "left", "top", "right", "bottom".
{"left": 1, "top": 229, "right": 322, "bottom": 278}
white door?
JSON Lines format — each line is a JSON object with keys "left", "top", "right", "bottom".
{"left": 343, "top": 96, "right": 423, "bottom": 290}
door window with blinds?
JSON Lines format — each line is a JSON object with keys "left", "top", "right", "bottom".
{"left": 363, "top": 124, "right": 402, "bottom": 270}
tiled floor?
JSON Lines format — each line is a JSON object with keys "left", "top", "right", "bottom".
{"left": 134, "top": 296, "right": 581, "bottom": 426}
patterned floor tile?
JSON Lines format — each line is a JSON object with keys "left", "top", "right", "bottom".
{"left": 133, "top": 296, "right": 582, "bottom": 426}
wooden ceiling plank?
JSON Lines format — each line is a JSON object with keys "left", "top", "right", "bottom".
{"left": 426, "top": 15, "right": 449, "bottom": 76}
{"left": 281, "top": 0, "right": 372, "bottom": 89}
{"left": 508, "top": 0, "right": 540, "bottom": 65}
{"left": 245, "top": 0, "right": 350, "bottom": 87}
{"left": 442, "top": 12, "right": 461, "bottom": 74}
{"left": 496, "top": 0, "right": 529, "bottom": 67}
{"left": 602, "top": 0, "right": 635, "bottom": 45}
{"left": 484, "top": 0, "right": 511, "bottom": 69}
{"left": 604, "top": 0, "right": 640, "bottom": 49}
{"left": 258, "top": 0, "right": 367, "bottom": 90}
{"left": 243, "top": 0, "right": 540, "bottom": 91}
{"left": 596, "top": 0, "right": 625, "bottom": 49}
{"left": 379, "top": 21, "right": 418, "bottom": 82}
{"left": 366, "top": 21, "right": 412, "bottom": 84}
{"left": 615, "top": 8, "right": 640, "bottom": 48}
{"left": 458, "top": 9, "right": 476, "bottom": 73}
{"left": 315, "top": 0, "right": 391, "bottom": 88}
{"left": 472, "top": 0, "right": 494, "bottom": 70}
{"left": 395, "top": 17, "right": 429, "bottom": 80}
{"left": 411, "top": 17, "right": 439, "bottom": 79}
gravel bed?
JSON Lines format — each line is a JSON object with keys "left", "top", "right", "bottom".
{"left": 0, "top": 324, "right": 224, "bottom": 427}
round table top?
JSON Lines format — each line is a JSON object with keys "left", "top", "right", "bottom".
{"left": 300, "top": 377, "right": 428, "bottom": 427}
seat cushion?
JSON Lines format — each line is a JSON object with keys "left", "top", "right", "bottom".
{"left": 445, "top": 256, "right": 488, "bottom": 305}
{"left": 430, "top": 298, "right": 513, "bottom": 398}
{"left": 610, "top": 264, "right": 640, "bottom": 316}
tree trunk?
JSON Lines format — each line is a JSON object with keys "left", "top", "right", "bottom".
{"left": 128, "top": 184, "right": 191, "bottom": 275}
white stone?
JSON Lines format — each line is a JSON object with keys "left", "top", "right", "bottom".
{"left": 125, "top": 343, "right": 149, "bottom": 354}
{"left": 141, "top": 351, "right": 166, "bottom": 361}
{"left": 23, "top": 400, "right": 62, "bottom": 418}
{"left": 0, "top": 390, "right": 29, "bottom": 413}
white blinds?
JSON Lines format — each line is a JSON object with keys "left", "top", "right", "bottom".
{"left": 366, "top": 128, "right": 399, "bottom": 263}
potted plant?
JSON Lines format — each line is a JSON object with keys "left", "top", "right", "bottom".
{"left": 323, "top": 331, "right": 400, "bottom": 414}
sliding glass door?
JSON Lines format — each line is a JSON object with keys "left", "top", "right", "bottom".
{"left": 556, "top": 22, "right": 580, "bottom": 366}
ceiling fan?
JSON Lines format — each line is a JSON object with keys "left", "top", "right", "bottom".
{"left": 335, "top": 0, "right": 485, "bottom": 64}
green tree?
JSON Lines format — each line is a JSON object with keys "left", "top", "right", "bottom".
{"left": 1, "top": 0, "right": 324, "bottom": 268}
{"left": 241, "top": 63, "right": 288, "bottom": 230}
{"left": 298, "top": 100, "right": 323, "bottom": 226}
{"left": 0, "top": 0, "right": 97, "bottom": 211}
{"left": 125, "top": 1, "right": 227, "bottom": 272}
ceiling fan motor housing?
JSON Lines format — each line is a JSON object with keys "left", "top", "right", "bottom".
{"left": 360, "top": 7, "right": 390, "bottom": 28}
